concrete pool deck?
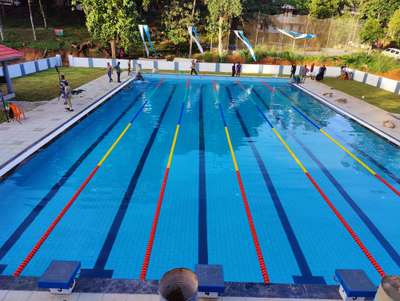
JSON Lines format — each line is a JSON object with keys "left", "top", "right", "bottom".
{"left": 295, "top": 80, "right": 400, "bottom": 146}
{"left": 0, "top": 72, "right": 131, "bottom": 178}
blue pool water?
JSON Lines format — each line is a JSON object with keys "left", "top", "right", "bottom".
{"left": 0, "top": 75, "right": 399, "bottom": 285}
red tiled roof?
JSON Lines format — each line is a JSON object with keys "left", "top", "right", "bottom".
{"left": 0, "top": 44, "right": 23, "bottom": 62}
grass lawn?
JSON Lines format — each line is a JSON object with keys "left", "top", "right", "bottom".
{"left": 321, "top": 78, "right": 400, "bottom": 114}
{"left": 1, "top": 67, "right": 106, "bottom": 102}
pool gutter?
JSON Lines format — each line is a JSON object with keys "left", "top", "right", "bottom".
{"left": 0, "top": 77, "right": 135, "bottom": 179}
{"left": 293, "top": 83, "right": 400, "bottom": 147}
{"left": 0, "top": 275, "right": 341, "bottom": 299}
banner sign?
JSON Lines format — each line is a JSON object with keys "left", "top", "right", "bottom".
{"left": 138, "top": 24, "right": 156, "bottom": 57}
{"left": 188, "top": 26, "right": 204, "bottom": 54}
{"left": 234, "top": 30, "right": 256, "bottom": 62}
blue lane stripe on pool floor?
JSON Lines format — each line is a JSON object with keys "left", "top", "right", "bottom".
{"left": 198, "top": 85, "right": 208, "bottom": 264}
{"left": 284, "top": 85, "right": 400, "bottom": 185}
{"left": 0, "top": 89, "right": 148, "bottom": 273}
{"left": 253, "top": 84, "right": 400, "bottom": 270}
{"left": 80, "top": 85, "right": 177, "bottom": 278}
{"left": 226, "top": 85, "right": 325, "bottom": 284}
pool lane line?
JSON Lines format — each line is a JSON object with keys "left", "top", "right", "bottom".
{"left": 212, "top": 81, "right": 270, "bottom": 285}
{"left": 261, "top": 82, "right": 400, "bottom": 198}
{"left": 80, "top": 86, "right": 177, "bottom": 278}
{"left": 225, "top": 86, "right": 325, "bottom": 284}
{"left": 239, "top": 85, "right": 386, "bottom": 278}
{"left": 247, "top": 84, "right": 400, "bottom": 269}
{"left": 285, "top": 85, "right": 400, "bottom": 185}
{"left": 291, "top": 134, "right": 400, "bottom": 268}
{"left": 13, "top": 81, "right": 164, "bottom": 277}
{"left": 198, "top": 85, "right": 208, "bottom": 264}
{"left": 0, "top": 88, "right": 151, "bottom": 272}
{"left": 140, "top": 80, "right": 190, "bottom": 281}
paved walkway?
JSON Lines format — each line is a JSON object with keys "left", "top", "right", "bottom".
{"left": 297, "top": 80, "right": 400, "bottom": 145}
{"left": 0, "top": 72, "right": 130, "bottom": 177}
{"left": 0, "top": 290, "right": 339, "bottom": 301}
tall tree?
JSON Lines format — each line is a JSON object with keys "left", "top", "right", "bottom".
{"left": 308, "top": 0, "right": 340, "bottom": 18}
{"left": 38, "top": 0, "right": 47, "bottom": 28}
{"left": 388, "top": 8, "right": 400, "bottom": 45}
{"left": 162, "top": 0, "right": 199, "bottom": 46}
{"left": 27, "top": 0, "right": 37, "bottom": 41}
{"left": 73, "top": 0, "right": 139, "bottom": 58}
{"left": 359, "top": 18, "right": 384, "bottom": 46}
{"left": 205, "top": 0, "right": 242, "bottom": 56}
{"left": 359, "top": 0, "right": 400, "bottom": 25}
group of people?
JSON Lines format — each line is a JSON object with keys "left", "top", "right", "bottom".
{"left": 231, "top": 62, "right": 242, "bottom": 77}
{"left": 106, "top": 62, "right": 122, "bottom": 83}
{"left": 290, "top": 63, "right": 327, "bottom": 83}
{"left": 339, "top": 65, "right": 352, "bottom": 80}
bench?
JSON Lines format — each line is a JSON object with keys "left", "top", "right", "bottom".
{"left": 195, "top": 264, "right": 224, "bottom": 299}
{"left": 38, "top": 260, "right": 81, "bottom": 294}
{"left": 335, "top": 269, "right": 377, "bottom": 301}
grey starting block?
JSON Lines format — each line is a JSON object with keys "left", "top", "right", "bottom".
{"left": 195, "top": 264, "right": 224, "bottom": 299}
{"left": 335, "top": 269, "right": 376, "bottom": 301}
{"left": 38, "top": 260, "right": 81, "bottom": 295}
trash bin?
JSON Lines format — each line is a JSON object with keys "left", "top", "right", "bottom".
{"left": 159, "top": 268, "right": 198, "bottom": 301}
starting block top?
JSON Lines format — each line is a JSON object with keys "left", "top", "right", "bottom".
{"left": 195, "top": 264, "right": 224, "bottom": 294}
{"left": 335, "top": 269, "right": 376, "bottom": 298}
{"left": 38, "top": 260, "right": 81, "bottom": 289}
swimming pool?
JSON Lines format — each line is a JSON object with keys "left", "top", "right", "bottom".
{"left": 0, "top": 75, "right": 399, "bottom": 285}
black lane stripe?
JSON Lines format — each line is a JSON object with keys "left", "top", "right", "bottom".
{"left": 83, "top": 86, "right": 177, "bottom": 275}
{"left": 253, "top": 84, "right": 400, "bottom": 270}
{"left": 284, "top": 86, "right": 400, "bottom": 185}
{"left": 198, "top": 85, "right": 208, "bottom": 264}
{"left": 291, "top": 133, "right": 400, "bottom": 268}
{"left": 0, "top": 89, "right": 147, "bottom": 265}
{"left": 226, "top": 86, "right": 325, "bottom": 284}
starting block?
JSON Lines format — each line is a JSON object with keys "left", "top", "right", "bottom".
{"left": 335, "top": 269, "right": 376, "bottom": 301}
{"left": 195, "top": 264, "right": 224, "bottom": 299}
{"left": 38, "top": 260, "right": 81, "bottom": 294}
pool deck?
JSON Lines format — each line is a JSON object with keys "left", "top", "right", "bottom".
{"left": 0, "top": 72, "right": 131, "bottom": 178}
{"left": 295, "top": 80, "right": 400, "bottom": 146}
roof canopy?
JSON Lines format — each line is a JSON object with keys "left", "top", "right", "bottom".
{"left": 276, "top": 28, "right": 317, "bottom": 40}
{"left": 0, "top": 44, "right": 23, "bottom": 62}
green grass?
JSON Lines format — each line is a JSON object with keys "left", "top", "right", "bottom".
{"left": 322, "top": 78, "right": 400, "bottom": 114}
{"left": 1, "top": 67, "right": 106, "bottom": 102}
{"left": 3, "top": 27, "right": 91, "bottom": 51}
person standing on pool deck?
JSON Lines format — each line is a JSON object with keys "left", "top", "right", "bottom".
{"left": 115, "top": 61, "right": 122, "bottom": 83}
{"left": 107, "top": 62, "right": 113, "bottom": 82}
{"left": 231, "top": 63, "right": 236, "bottom": 77}
{"left": 63, "top": 81, "right": 73, "bottom": 111}
{"left": 59, "top": 74, "right": 68, "bottom": 102}
{"left": 290, "top": 63, "right": 297, "bottom": 78}
{"left": 236, "top": 62, "right": 242, "bottom": 77}
{"left": 190, "top": 59, "right": 198, "bottom": 75}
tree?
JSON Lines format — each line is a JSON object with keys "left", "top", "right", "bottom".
{"left": 308, "top": 0, "right": 340, "bottom": 18}
{"left": 38, "top": 0, "right": 47, "bottom": 29}
{"left": 205, "top": 0, "right": 242, "bottom": 56}
{"left": 73, "top": 0, "right": 140, "bottom": 58}
{"left": 359, "top": 18, "right": 384, "bottom": 46}
{"left": 359, "top": 0, "right": 400, "bottom": 25}
{"left": 162, "top": 0, "right": 199, "bottom": 46}
{"left": 27, "top": 0, "right": 37, "bottom": 41}
{"left": 388, "top": 8, "right": 400, "bottom": 45}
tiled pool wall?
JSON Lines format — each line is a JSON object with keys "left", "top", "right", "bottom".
{"left": 0, "top": 276, "right": 341, "bottom": 299}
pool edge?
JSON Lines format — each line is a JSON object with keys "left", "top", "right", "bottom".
{"left": 0, "top": 77, "right": 135, "bottom": 179}
{"left": 293, "top": 83, "right": 400, "bottom": 147}
{"left": 0, "top": 276, "right": 341, "bottom": 299}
